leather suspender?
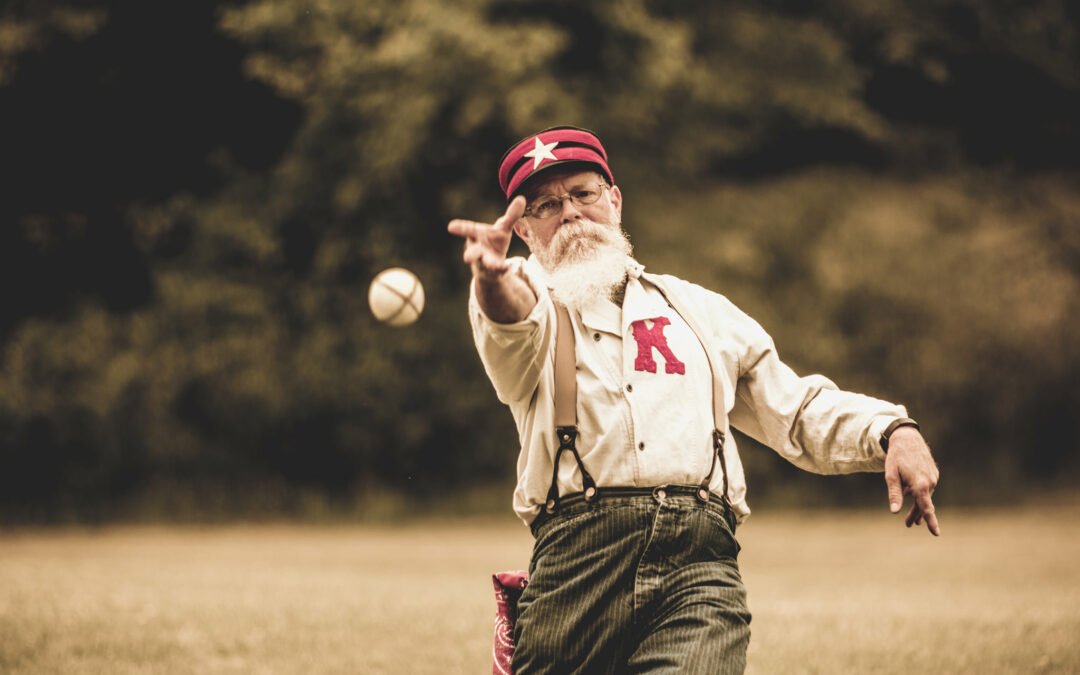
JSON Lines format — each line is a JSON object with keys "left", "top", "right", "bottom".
{"left": 546, "top": 287, "right": 730, "bottom": 514}
{"left": 545, "top": 303, "right": 596, "bottom": 514}
{"left": 553, "top": 303, "right": 577, "bottom": 429}
{"left": 649, "top": 281, "right": 730, "bottom": 507}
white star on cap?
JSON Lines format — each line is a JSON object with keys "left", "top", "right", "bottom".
{"left": 524, "top": 136, "right": 559, "bottom": 169}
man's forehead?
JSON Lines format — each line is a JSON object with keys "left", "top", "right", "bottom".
{"left": 524, "top": 169, "right": 604, "bottom": 198}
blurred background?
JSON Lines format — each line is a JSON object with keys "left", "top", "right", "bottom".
{"left": 0, "top": 0, "right": 1077, "bottom": 524}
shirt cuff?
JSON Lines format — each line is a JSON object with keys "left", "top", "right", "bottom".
{"left": 868, "top": 411, "right": 909, "bottom": 458}
{"left": 468, "top": 259, "right": 550, "bottom": 343}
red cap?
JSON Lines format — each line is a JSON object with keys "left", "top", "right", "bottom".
{"left": 498, "top": 126, "right": 613, "bottom": 200}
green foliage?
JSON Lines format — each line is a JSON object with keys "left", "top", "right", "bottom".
{"left": 0, "top": 0, "right": 1077, "bottom": 519}
{"left": 219, "top": 0, "right": 570, "bottom": 224}
{"left": 632, "top": 169, "right": 1080, "bottom": 492}
{"left": 0, "top": 5, "right": 107, "bottom": 85}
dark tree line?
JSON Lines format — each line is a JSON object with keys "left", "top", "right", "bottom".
{"left": 0, "top": 0, "right": 1076, "bottom": 521}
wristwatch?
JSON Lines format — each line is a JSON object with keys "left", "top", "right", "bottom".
{"left": 879, "top": 417, "right": 920, "bottom": 452}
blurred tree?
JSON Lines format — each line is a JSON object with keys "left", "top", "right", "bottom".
{"left": 633, "top": 169, "right": 1080, "bottom": 501}
{"left": 205, "top": 0, "right": 902, "bottom": 508}
{"left": 823, "top": 0, "right": 1080, "bottom": 169}
{"left": 1, "top": 0, "right": 1077, "bottom": 520}
{"left": 0, "top": 1, "right": 299, "bottom": 336}
{"left": 0, "top": 0, "right": 300, "bottom": 518}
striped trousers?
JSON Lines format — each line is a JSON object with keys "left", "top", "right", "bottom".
{"left": 513, "top": 486, "right": 751, "bottom": 674}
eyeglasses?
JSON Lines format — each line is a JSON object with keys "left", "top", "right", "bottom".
{"left": 524, "top": 184, "right": 609, "bottom": 219}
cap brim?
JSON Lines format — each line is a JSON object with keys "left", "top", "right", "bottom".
{"left": 510, "top": 160, "right": 609, "bottom": 200}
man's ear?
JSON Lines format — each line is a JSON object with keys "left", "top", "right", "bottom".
{"left": 514, "top": 219, "right": 530, "bottom": 243}
{"left": 610, "top": 185, "right": 623, "bottom": 220}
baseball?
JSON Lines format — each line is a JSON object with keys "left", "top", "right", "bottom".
{"left": 368, "top": 267, "right": 425, "bottom": 326}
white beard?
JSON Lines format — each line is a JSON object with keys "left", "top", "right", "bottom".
{"left": 533, "top": 219, "right": 635, "bottom": 311}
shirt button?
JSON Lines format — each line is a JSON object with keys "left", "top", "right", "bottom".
{"left": 625, "top": 384, "right": 633, "bottom": 392}
{"left": 638, "top": 442, "right": 645, "bottom": 451}
{"left": 593, "top": 333, "right": 601, "bottom": 341}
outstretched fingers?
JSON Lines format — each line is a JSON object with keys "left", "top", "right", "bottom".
{"left": 447, "top": 219, "right": 485, "bottom": 241}
{"left": 447, "top": 196, "right": 525, "bottom": 242}
{"left": 913, "top": 489, "right": 941, "bottom": 536}
{"left": 447, "top": 196, "right": 526, "bottom": 281}
{"left": 900, "top": 481, "right": 940, "bottom": 535}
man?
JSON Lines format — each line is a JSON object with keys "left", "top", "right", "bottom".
{"left": 448, "top": 126, "right": 939, "bottom": 674}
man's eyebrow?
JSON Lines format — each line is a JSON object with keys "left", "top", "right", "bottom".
{"left": 527, "top": 179, "right": 599, "bottom": 200}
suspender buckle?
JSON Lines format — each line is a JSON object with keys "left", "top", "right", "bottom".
{"left": 547, "top": 425, "right": 599, "bottom": 514}
{"left": 700, "top": 428, "right": 730, "bottom": 508}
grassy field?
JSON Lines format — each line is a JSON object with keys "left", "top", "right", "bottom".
{"left": 1, "top": 505, "right": 1078, "bottom": 674}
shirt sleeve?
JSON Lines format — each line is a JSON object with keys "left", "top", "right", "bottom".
{"left": 468, "top": 257, "right": 555, "bottom": 405}
{"left": 716, "top": 293, "right": 905, "bottom": 474}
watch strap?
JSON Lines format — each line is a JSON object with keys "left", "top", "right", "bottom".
{"left": 880, "top": 417, "right": 920, "bottom": 452}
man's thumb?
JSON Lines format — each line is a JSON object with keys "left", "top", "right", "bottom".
{"left": 885, "top": 469, "right": 903, "bottom": 513}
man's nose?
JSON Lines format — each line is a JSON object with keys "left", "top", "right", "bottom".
{"left": 559, "top": 196, "right": 584, "bottom": 223}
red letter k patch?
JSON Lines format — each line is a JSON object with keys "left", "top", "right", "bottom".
{"left": 631, "top": 317, "right": 686, "bottom": 375}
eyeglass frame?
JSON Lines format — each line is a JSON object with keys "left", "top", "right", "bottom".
{"left": 522, "top": 182, "right": 611, "bottom": 220}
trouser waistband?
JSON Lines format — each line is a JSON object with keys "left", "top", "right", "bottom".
{"left": 530, "top": 485, "right": 732, "bottom": 537}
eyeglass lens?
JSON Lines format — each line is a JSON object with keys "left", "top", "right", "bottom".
{"left": 529, "top": 185, "right": 604, "bottom": 218}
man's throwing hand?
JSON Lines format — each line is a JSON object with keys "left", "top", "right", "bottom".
{"left": 447, "top": 196, "right": 526, "bottom": 280}
{"left": 884, "top": 427, "right": 941, "bottom": 536}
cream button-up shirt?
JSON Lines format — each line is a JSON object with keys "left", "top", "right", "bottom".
{"left": 469, "top": 256, "right": 907, "bottom": 526}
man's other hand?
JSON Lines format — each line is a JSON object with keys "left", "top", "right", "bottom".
{"left": 884, "top": 427, "right": 941, "bottom": 536}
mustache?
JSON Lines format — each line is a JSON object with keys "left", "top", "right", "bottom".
{"left": 551, "top": 220, "right": 609, "bottom": 258}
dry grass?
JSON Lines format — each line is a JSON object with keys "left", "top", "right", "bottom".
{"left": 1, "top": 505, "right": 1077, "bottom": 674}
{"left": 739, "top": 506, "right": 1080, "bottom": 674}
